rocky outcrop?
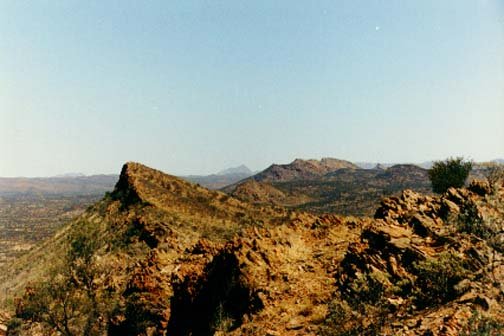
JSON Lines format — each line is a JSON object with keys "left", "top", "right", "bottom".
{"left": 109, "top": 212, "right": 363, "bottom": 336}
{"left": 337, "top": 187, "right": 504, "bottom": 335}
{"left": 110, "top": 162, "right": 146, "bottom": 207}
{"left": 0, "top": 311, "right": 9, "bottom": 336}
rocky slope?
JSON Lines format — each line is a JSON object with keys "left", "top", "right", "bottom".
{"left": 336, "top": 183, "right": 504, "bottom": 335}
{"left": 3, "top": 163, "right": 503, "bottom": 335}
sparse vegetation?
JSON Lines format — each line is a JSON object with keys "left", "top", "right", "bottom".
{"left": 0, "top": 194, "right": 101, "bottom": 268}
{"left": 413, "top": 252, "right": 469, "bottom": 307}
{"left": 348, "top": 272, "right": 385, "bottom": 307}
{"left": 321, "top": 298, "right": 386, "bottom": 336}
{"left": 428, "top": 157, "right": 473, "bottom": 193}
{"left": 15, "top": 220, "right": 116, "bottom": 336}
{"left": 461, "top": 310, "right": 504, "bottom": 336}
{"left": 483, "top": 163, "right": 504, "bottom": 193}
{"left": 5, "top": 317, "right": 23, "bottom": 335}
{"left": 320, "top": 300, "right": 355, "bottom": 336}
{"left": 457, "top": 201, "right": 491, "bottom": 239}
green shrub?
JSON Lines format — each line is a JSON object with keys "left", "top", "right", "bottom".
{"left": 16, "top": 221, "right": 114, "bottom": 336}
{"left": 348, "top": 272, "right": 385, "bottom": 308}
{"left": 483, "top": 164, "right": 504, "bottom": 193}
{"left": 321, "top": 299, "right": 385, "bottom": 336}
{"left": 413, "top": 252, "right": 469, "bottom": 307}
{"left": 428, "top": 157, "right": 472, "bottom": 193}
{"left": 456, "top": 201, "right": 503, "bottom": 255}
{"left": 460, "top": 310, "right": 504, "bottom": 336}
{"left": 6, "top": 317, "right": 23, "bottom": 336}
{"left": 457, "top": 202, "right": 492, "bottom": 239}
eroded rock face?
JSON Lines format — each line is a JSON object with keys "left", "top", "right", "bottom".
{"left": 109, "top": 213, "right": 362, "bottom": 336}
{"left": 168, "top": 243, "right": 263, "bottom": 335}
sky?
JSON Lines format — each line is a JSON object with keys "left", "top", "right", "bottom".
{"left": 1, "top": 1, "right": 503, "bottom": 177}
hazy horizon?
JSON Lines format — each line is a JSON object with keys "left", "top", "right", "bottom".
{"left": 2, "top": 1, "right": 503, "bottom": 177}
{"left": 1, "top": 156, "right": 503, "bottom": 179}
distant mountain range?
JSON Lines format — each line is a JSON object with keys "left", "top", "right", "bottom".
{"left": 2, "top": 158, "right": 501, "bottom": 196}
{"left": 357, "top": 158, "right": 504, "bottom": 170}
{"left": 223, "top": 159, "right": 432, "bottom": 216}
{"left": 0, "top": 165, "right": 255, "bottom": 196}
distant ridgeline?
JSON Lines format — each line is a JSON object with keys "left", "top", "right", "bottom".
{"left": 223, "top": 159, "right": 432, "bottom": 216}
{"left": 181, "top": 164, "right": 253, "bottom": 190}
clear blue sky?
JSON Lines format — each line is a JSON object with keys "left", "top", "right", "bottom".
{"left": 1, "top": 1, "right": 503, "bottom": 176}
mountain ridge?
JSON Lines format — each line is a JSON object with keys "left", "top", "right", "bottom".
{"left": 225, "top": 163, "right": 432, "bottom": 216}
{"left": 252, "top": 157, "right": 358, "bottom": 183}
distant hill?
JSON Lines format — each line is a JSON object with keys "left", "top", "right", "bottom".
{"left": 181, "top": 165, "right": 254, "bottom": 189}
{"left": 217, "top": 164, "right": 253, "bottom": 176}
{"left": 0, "top": 175, "right": 118, "bottom": 196}
{"left": 228, "top": 158, "right": 358, "bottom": 185}
{"left": 226, "top": 164, "right": 432, "bottom": 216}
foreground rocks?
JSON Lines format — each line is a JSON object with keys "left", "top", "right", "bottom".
{"left": 337, "top": 185, "right": 504, "bottom": 335}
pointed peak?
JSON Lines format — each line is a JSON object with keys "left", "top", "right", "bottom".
{"left": 111, "top": 162, "right": 188, "bottom": 208}
{"left": 111, "top": 162, "right": 146, "bottom": 207}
